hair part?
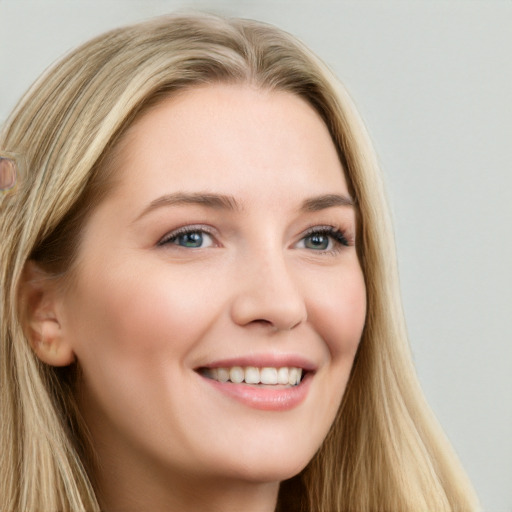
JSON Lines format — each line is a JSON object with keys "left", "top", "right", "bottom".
{"left": 0, "top": 13, "right": 479, "bottom": 511}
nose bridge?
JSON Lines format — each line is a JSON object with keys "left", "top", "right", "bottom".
{"left": 230, "top": 241, "right": 308, "bottom": 331}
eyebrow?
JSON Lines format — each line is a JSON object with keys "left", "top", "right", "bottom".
{"left": 300, "top": 193, "right": 355, "bottom": 211}
{"left": 135, "top": 192, "right": 241, "bottom": 222}
{"left": 135, "top": 191, "right": 354, "bottom": 222}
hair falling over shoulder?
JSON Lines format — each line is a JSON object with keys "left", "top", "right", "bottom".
{"left": 0, "top": 12, "right": 480, "bottom": 512}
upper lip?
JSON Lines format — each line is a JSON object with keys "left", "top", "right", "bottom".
{"left": 195, "top": 354, "right": 317, "bottom": 372}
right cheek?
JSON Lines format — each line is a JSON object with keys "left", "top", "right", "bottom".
{"left": 89, "top": 276, "right": 220, "bottom": 350}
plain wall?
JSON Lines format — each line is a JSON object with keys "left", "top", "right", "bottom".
{"left": 1, "top": 1, "right": 510, "bottom": 510}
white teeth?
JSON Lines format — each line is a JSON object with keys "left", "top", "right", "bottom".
{"left": 288, "top": 368, "right": 303, "bottom": 386}
{"left": 277, "top": 367, "right": 289, "bottom": 385}
{"left": 244, "top": 367, "right": 260, "bottom": 384}
{"left": 217, "top": 368, "right": 230, "bottom": 382}
{"left": 229, "top": 366, "right": 244, "bottom": 383}
{"left": 203, "top": 366, "right": 304, "bottom": 386}
{"left": 260, "top": 367, "right": 278, "bottom": 384}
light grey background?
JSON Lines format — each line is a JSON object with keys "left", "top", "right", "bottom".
{"left": 1, "top": 1, "right": 510, "bottom": 510}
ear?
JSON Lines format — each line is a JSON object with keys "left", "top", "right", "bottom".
{"left": 19, "top": 261, "right": 75, "bottom": 367}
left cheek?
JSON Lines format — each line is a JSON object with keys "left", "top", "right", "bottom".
{"left": 299, "top": 275, "right": 366, "bottom": 439}
{"left": 309, "top": 273, "right": 366, "bottom": 363}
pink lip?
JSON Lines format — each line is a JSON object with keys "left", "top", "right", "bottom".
{"left": 195, "top": 353, "right": 316, "bottom": 411}
{"left": 200, "top": 373, "right": 312, "bottom": 411}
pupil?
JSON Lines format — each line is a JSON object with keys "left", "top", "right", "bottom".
{"left": 180, "top": 232, "right": 202, "bottom": 247}
{"left": 307, "top": 234, "right": 328, "bottom": 250}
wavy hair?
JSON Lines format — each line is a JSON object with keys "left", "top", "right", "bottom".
{"left": 0, "top": 13, "right": 479, "bottom": 511}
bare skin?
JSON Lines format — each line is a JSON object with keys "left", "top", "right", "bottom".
{"left": 48, "top": 84, "right": 366, "bottom": 511}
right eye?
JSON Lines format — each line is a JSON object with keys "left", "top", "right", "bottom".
{"left": 158, "top": 227, "right": 215, "bottom": 248}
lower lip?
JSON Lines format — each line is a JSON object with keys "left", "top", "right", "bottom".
{"left": 201, "top": 373, "right": 312, "bottom": 411}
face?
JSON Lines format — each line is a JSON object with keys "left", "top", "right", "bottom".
{"left": 57, "top": 84, "right": 366, "bottom": 488}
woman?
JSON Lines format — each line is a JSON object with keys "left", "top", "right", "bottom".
{"left": 0, "top": 13, "right": 480, "bottom": 512}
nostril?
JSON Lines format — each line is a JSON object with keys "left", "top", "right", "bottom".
{"left": 252, "top": 319, "right": 273, "bottom": 327}
{"left": 248, "top": 318, "right": 298, "bottom": 332}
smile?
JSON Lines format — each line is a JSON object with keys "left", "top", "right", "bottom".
{"left": 200, "top": 366, "right": 304, "bottom": 386}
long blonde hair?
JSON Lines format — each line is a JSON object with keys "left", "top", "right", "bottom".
{"left": 0, "top": 13, "right": 479, "bottom": 512}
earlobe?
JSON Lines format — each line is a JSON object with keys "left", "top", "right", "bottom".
{"left": 31, "top": 322, "right": 76, "bottom": 367}
{"left": 20, "top": 261, "right": 76, "bottom": 367}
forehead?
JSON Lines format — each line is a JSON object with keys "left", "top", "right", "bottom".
{"left": 109, "top": 83, "right": 349, "bottom": 206}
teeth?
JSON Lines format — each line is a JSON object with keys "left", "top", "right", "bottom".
{"left": 277, "top": 367, "right": 289, "bottom": 385}
{"left": 217, "top": 368, "right": 229, "bottom": 382}
{"left": 203, "top": 366, "right": 304, "bottom": 386}
{"left": 289, "top": 367, "right": 299, "bottom": 386}
{"left": 245, "top": 367, "right": 260, "bottom": 384}
{"left": 229, "top": 366, "right": 244, "bottom": 383}
{"left": 260, "top": 367, "right": 278, "bottom": 384}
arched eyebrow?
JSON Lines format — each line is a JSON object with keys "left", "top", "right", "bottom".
{"left": 134, "top": 191, "right": 354, "bottom": 223}
{"left": 300, "top": 194, "right": 355, "bottom": 211}
{"left": 134, "top": 192, "right": 242, "bottom": 222}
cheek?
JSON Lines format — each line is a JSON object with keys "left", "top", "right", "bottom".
{"left": 295, "top": 264, "right": 366, "bottom": 449}
{"left": 63, "top": 262, "right": 227, "bottom": 444}
{"left": 63, "top": 262, "right": 223, "bottom": 395}
{"left": 307, "top": 265, "right": 366, "bottom": 365}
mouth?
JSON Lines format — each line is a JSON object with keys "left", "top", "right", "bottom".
{"left": 198, "top": 366, "right": 305, "bottom": 386}
{"left": 195, "top": 359, "right": 314, "bottom": 411}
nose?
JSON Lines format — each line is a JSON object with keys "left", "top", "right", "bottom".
{"left": 230, "top": 250, "right": 308, "bottom": 332}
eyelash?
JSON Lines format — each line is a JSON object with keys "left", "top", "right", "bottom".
{"left": 299, "top": 226, "right": 350, "bottom": 253}
{"left": 157, "top": 225, "right": 351, "bottom": 252}
{"left": 157, "top": 225, "right": 216, "bottom": 248}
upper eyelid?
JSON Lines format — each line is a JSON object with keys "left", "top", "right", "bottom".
{"left": 299, "top": 224, "right": 351, "bottom": 240}
{"left": 296, "top": 226, "right": 349, "bottom": 246}
{"left": 300, "top": 224, "right": 339, "bottom": 235}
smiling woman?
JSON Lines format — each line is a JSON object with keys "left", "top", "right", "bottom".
{"left": 0, "top": 13, "right": 479, "bottom": 512}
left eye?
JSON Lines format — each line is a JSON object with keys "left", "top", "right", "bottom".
{"left": 302, "top": 233, "right": 332, "bottom": 251}
{"left": 296, "top": 228, "right": 349, "bottom": 252}
{"left": 159, "top": 229, "right": 214, "bottom": 248}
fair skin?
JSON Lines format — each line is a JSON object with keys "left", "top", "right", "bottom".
{"left": 33, "top": 84, "right": 366, "bottom": 511}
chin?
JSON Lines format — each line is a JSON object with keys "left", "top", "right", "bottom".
{"left": 208, "top": 441, "right": 317, "bottom": 484}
